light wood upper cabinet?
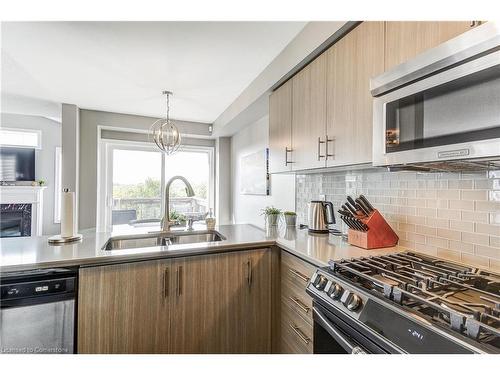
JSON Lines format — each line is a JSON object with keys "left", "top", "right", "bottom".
{"left": 326, "top": 21, "right": 385, "bottom": 166}
{"left": 384, "top": 21, "right": 474, "bottom": 71}
{"left": 291, "top": 52, "right": 327, "bottom": 170}
{"left": 268, "top": 21, "right": 478, "bottom": 172}
{"left": 269, "top": 80, "right": 292, "bottom": 173}
{"left": 78, "top": 260, "right": 171, "bottom": 354}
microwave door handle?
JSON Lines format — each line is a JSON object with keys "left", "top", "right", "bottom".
{"left": 313, "top": 306, "right": 366, "bottom": 354}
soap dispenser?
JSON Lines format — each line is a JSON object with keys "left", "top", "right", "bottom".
{"left": 206, "top": 208, "right": 216, "bottom": 230}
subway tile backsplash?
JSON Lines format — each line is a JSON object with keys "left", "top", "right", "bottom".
{"left": 296, "top": 168, "right": 500, "bottom": 271}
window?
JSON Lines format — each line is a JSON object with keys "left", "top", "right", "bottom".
{"left": 112, "top": 148, "right": 162, "bottom": 224}
{"left": 0, "top": 128, "right": 41, "bottom": 149}
{"left": 98, "top": 140, "right": 214, "bottom": 231}
{"left": 164, "top": 150, "right": 211, "bottom": 221}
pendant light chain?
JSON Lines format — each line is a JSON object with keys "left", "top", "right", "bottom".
{"left": 166, "top": 92, "right": 170, "bottom": 122}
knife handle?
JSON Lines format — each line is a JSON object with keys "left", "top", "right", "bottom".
{"left": 359, "top": 195, "right": 375, "bottom": 212}
{"left": 341, "top": 205, "right": 354, "bottom": 217}
{"left": 345, "top": 202, "right": 358, "bottom": 216}
{"left": 355, "top": 199, "right": 370, "bottom": 216}
{"left": 347, "top": 196, "right": 357, "bottom": 208}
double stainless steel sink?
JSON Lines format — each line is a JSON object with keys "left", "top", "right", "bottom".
{"left": 102, "top": 230, "right": 225, "bottom": 251}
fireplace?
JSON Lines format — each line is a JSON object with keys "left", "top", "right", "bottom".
{"left": 0, "top": 203, "right": 32, "bottom": 237}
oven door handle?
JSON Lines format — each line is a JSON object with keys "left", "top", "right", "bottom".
{"left": 313, "top": 306, "right": 366, "bottom": 354}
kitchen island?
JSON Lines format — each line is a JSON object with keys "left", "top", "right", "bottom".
{"left": 0, "top": 224, "right": 402, "bottom": 354}
{"left": 0, "top": 224, "right": 401, "bottom": 272}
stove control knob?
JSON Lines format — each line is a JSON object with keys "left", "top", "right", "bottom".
{"left": 328, "top": 283, "right": 343, "bottom": 299}
{"left": 314, "top": 275, "right": 328, "bottom": 290}
{"left": 341, "top": 291, "right": 362, "bottom": 311}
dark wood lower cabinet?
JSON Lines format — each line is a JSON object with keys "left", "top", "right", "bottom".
{"left": 77, "top": 248, "right": 272, "bottom": 354}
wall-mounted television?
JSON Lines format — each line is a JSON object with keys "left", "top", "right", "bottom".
{"left": 0, "top": 147, "right": 36, "bottom": 181}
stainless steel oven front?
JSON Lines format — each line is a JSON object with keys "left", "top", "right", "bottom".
{"left": 372, "top": 23, "right": 500, "bottom": 167}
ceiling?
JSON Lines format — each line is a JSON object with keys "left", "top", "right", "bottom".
{"left": 1, "top": 21, "right": 306, "bottom": 123}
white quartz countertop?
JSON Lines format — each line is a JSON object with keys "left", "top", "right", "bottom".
{"left": 0, "top": 224, "right": 403, "bottom": 273}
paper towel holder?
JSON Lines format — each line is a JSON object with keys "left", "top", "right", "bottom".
{"left": 48, "top": 188, "right": 83, "bottom": 245}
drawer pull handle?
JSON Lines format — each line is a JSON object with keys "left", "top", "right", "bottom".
{"left": 289, "top": 296, "right": 310, "bottom": 313}
{"left": 289, "top": 324, "right": 311, "bottom": 345}
{"left": 163, "top": 267, "right": 169, "bottom": 298}
{"left": 247, "top": 258, "right": 252, "bottom": 288}
{"left": 289, "top": 268, "right": 310, "bottom": 283}
{"left": 176, "top": 265, "right": 183, "bottom": 297}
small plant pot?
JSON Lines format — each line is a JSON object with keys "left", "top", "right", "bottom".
{"left": 266, "top": 225, "right": 279, "bottom": 238}
{"left": 265, "top": 214, "right": 279, "bottom": 226}
{"left": 283, "top": 227, "right": 297, "bottom": 241}
{"left": 283, "top": 214, "right": 297, "bottom": 227}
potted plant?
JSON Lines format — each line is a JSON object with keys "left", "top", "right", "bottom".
{"left": 169, "top": 210, "right": 187, "bottom": 226}
{"left": 283, "top": 211, "right": 297, "bottom": 227}
{"left": 261, "top": 206, "right": 282, "bottom": 226}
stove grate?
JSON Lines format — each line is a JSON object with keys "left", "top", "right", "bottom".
{"left": 329, "top": 251, "right": 500, "bottom": 342}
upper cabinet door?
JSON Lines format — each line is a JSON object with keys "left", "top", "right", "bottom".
{"left": 384, "top": 21, "right": 473, "bottom": 71}
{"left": 269, "top": 80, "right": 292, "bottom": 174}
{"left": 326, "top": 22, "right": 385, "bottom": 167}
{"left": 291, "top": 52, "right": 327, "bottom": 171}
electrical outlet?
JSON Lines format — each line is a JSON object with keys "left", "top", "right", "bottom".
{"left": 319, "top": 194, "right": 326, "bottom": 201}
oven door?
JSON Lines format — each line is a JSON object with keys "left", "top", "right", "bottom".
{"left": 313, "top": 303, "right": 402, "bottom": 354}
{"left": 372, "top": 49, "right": 500, "bottom": 167}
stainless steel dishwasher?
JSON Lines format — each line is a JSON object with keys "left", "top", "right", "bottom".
{"left": 0, "top": 268, "right": 76, "bottom": 354}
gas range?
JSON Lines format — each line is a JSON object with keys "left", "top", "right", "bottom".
{"left": 306, "top": 252, "right": 500, "bottom": 354}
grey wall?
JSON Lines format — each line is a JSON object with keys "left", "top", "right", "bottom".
{"left": 230, "top": 116, "right": 295, "bottom": 228}
{"left": 78, "top": 109, "right": 211, "bottom": 229}
{"left": 61, "top": 103, "right": 79, "bottom": 225}
{"left": 216, "top": 137, "right": 232, "bottom": 225}
{"left": 1, "top": 113, "right": 62, "bottom": 235}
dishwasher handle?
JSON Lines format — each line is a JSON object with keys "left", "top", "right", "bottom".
{"left": 313, "top": 306, "right": 366, "bottom": 354}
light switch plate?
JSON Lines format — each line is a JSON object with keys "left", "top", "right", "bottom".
{"left": 318, "top": 194, "right": 326, "bottom": 201}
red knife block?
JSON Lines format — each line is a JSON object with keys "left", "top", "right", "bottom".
{"left": 347, "top": 210, "right": 399, "bottom": 250}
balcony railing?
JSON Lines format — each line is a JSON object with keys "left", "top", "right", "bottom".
{"left": 112, "top": 196, "right": 208, "bottom": 225}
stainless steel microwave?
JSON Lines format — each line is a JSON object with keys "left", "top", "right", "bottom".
{"left": 371, "top": 22, "right": 500, "bottom": 168}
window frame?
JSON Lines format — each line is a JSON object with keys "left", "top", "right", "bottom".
{"left": 97, "top": 136, "right": 215, "bottom": 232}
{"left": 0, "top": 127, "right": 42, "bottom": 149}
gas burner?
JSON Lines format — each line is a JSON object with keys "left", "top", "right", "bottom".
{"left": 328, "top": 251, "right": 500, "bottom": 349}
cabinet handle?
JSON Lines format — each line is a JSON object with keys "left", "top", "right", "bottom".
{"left": 289, "top": 296, "right": 310, "bottom": 313}
{"left": 325, "top": 135, "right": 334, "bottom": 160}
{"left": 163, "top": 267, "right": 169, "bottom": 298}
{"left": 289, "top": 324, "right": 311, "bottom": 344}
{"left": 176, "top": 265, "right": 183, "bottom": 297}
{"left": 285, "top": 147, "right": 294, "bottom": 166}
{"left": 288, "top": 268, "right": 310, "bottom": 283}
{"left": 247, "top": 258, "right": 253, "bottom": 288}
{"left": 317, "top": 137, "right": 325, "bottom": 161}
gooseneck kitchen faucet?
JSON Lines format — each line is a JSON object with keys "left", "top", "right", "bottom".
{"left": 161, "top": 175, "right": 195, "bottom": 232}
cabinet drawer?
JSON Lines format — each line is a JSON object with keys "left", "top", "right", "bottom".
{"left": 281, "top": 250, "right": 316, "bottom": 290}
{"left": 280, "top": 300, "right": 313, "bottom": 354}
{"left": 281, "top": 275, "right": 313, "bottom": 324}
